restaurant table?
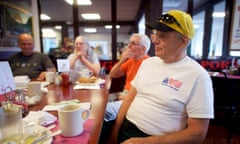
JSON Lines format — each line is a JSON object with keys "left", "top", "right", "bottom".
{"left": 28, "top": 78, "right": 109, "bottom": 144}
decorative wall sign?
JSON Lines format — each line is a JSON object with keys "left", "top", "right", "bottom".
{"left": 57, "top": 59, "right": 70, "bottom": 72}
{"left": 230, "top": 0, "right": 240, "bottom": 50}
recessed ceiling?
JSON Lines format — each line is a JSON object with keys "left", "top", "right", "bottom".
{"left": 40, "top": 0, "right": 209, "bottom": 34}
{"left": 2, "top": 0, "right": 211, "bottom": 34}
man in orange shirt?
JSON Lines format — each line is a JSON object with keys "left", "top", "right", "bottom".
{"left": 100, "top": 33, "right": 151, "bottom": 144}
{"left": 109, "top": 33, "right": 151, "bottom": 100}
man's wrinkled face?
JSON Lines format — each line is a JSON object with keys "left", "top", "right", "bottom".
{"left": 151, "top": 30, "right": 183, "bottom": 60}
{"left": 128, "top": 36, "right": 145, "bottom": 59}
{"left": 75, "top": 37, "right": 88, "bottom": 52}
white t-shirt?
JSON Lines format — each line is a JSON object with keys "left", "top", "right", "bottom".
{"left": 126, "top": 56, "right": 214, "bottom": 135}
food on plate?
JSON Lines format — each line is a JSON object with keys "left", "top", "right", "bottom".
{"left": 78, "top": 76, "right": 97, "bottom": 83}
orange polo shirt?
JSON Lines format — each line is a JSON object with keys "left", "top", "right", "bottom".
{"left": 120, "top": 55, "right": 149, "bottom": 91}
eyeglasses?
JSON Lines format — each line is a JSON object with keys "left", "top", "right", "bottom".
{"left": 128, "top": 41, "right": 142, "bottom": 47}
{"left": 76, "top": 42, "right": 86, "bottom": 45}
{"left": 158, "top": 14, "right": 181, "bottom": 28}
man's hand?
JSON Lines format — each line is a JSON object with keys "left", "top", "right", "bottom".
{"left": 36, "top": 72, "right": 46, "bottom": 81}
{"left": 76, "top": 51, "right": 87, "bottom": 60}
{"left": 119, "top": 48, "right": 134, "bottom": 62}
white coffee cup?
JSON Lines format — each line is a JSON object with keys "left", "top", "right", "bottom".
{"left": 78, "top": 69, "right": 93, "bottom": 79}
{"left": 27, "top": 81, "right": 42, "bottom": 96}
{"left": 46, "top": 72, "right": 55, "bottom": 83}
{"left": 58, "top": 104, "right": 90, "bottom": 137}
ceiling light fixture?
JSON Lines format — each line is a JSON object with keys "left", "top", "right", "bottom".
{"left": 65, "top": 0, "right": 92, "bottom": 5}
{"left": 40, "top": 14, "right": 51, "bottom": 20}
{"left": 104, "top": 25, "right": 120, "bottom": 29}
{"left": 194, "top": 24, "right": 199, "bottom": 29}
{"left": 84, "top": 28, "right": 97, "bottom": 33}
{"left": 212, "top": 12, "right": 225, "bottom": 18}
{"left": 81, "top": 13, "right": 101, "bottom": 20}
{"left": 41, "top": 28, "right": 56, "bottom": 37}
{"left": 55, "top": 25, "right": 62, "bottom": 30}
{"left": 66, "top": 21, "right": 73, "bottom": 25}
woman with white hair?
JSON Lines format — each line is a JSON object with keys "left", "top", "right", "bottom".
{"left": 68, "top": 36, "right": 100, "bottom": 82}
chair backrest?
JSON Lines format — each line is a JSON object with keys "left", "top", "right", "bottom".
{"left": 109, "top": 76, "right": 126, "bottom": 93}
{"left": 212, "top": 73, "right": 232, "bottom": 108}
{"left": 212, "top": 73, "right": 240, "bottom": 112}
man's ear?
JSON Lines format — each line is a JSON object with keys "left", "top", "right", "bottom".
{"left": 181, "top": 36, "right": 190, "bottom": 49}
{"left": 142, "top": 46, "right": 147, "bottom": 52}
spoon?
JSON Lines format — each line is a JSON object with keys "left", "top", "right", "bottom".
{"left": 32, "top": 129, "right": 62, "bottom": 144}
{"left": 23, "top": 124, "right": 56, "bottom": 144}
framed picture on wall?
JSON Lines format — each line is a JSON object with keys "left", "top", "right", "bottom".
{"left": 89, "top": 41, "right": 110, "bottom": 60}
{"left": 2, "top": 2, "right": 32, "bottom": 38}
{"left": 0, "top": 2, "right": 32, "bottom": 48}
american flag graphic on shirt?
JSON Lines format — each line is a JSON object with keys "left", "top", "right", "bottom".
{"left": 162, "top": 77, "right": 182, "bottom": 91}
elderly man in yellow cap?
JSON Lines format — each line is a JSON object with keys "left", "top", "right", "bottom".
{"left": 107, "top": 10, "right": 214, "bottom": 144}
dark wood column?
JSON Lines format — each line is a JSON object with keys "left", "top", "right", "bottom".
{"left": 144, "top": 0, "right": 163, "bottom": 56}
{"left": 145, "top": 0, "right": 163, "bottom": 35}
{"left": 222, "top": 0, "right": 233, "bottom": 59}
{"left": 111, "top": 0, "right": 117, "bottom": 61}
{"left": 37, "top": 0, "right": 43, "bottom": 52}
{"left": 73, "top": 0, "right": 79, "bottom": 37}
{"left": 61, "top": 24, "right": 69, "bottom": 40}
{"left": 202, "top": 5, "right": 213, "bottom": 59}
{"left": 187, "top": 0, "right": 194, "bottom": 16}
{"left": 186, "top": 0, "right": 194, "bottom": 55}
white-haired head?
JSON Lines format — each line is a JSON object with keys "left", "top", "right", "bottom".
{"left": 130, "top": 33, "right": 151, "bottom": 54}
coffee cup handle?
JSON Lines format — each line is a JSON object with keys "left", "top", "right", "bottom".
{"left": 82, "top": 109, "right": 90, "bottom": 122}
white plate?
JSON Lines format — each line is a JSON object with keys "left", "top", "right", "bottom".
{"left": 0, "top": 125, "right": 52, "bottom": 144}
{"left": 75, "top": 82, "right": 97, "bottom": 86}
{"left": 75, "top": 78, "right": 105, "bottom": 86}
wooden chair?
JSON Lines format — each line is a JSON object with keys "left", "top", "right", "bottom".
{"left": 211, "top": 73, "right": 240, "bottom": 144}
{"left": 109, "top": 76, "right": 126, "bottom": 93}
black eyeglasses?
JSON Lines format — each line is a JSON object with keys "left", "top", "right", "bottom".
{"left": 128, "top": 41, "right": 142, "bottom": 47}
{"left": 158, "top": 14, "right": 181, "bottom": 28}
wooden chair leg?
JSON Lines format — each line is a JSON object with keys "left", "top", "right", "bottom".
{"left": 227, "top": 126, "right": 232, "bottom": 144}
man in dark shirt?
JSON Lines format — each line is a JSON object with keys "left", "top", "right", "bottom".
{"left": 8, "top": 33, "right": 56, "bottom": 80}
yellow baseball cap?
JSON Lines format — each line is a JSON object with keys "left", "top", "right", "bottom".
{"left": 147, "top": 10, "right": 194, "bottom": 39}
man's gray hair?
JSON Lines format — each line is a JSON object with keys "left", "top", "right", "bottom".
{"left": 131, "top": 33, "right": 151, "bottom": 54}
{"left": 75, "top": 36, "right": 90, "bottom": 47}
